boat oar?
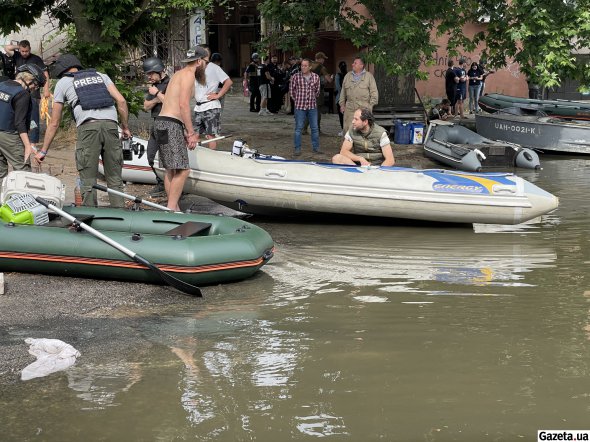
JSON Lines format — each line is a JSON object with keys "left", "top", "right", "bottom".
{"left": 93, "top": 184, "right": 172, "bottom": 212}
{"left": 196, "top": 134, "right": 231, "bottom": 146}
{"left": 34, "top": 197, "right": 203, "bottom": 297}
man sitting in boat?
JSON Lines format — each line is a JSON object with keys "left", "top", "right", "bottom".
{"left": 332, "top": 108, "right": 395, "bottom": 167}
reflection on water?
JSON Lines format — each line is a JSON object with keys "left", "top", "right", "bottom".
{"left": 1, "top": 156, "right": 590, "bottom": 440}
{"left": 265, "top": 223, "right": 557, "bottom": 298}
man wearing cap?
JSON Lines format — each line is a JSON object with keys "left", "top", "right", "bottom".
{"left": 339, "top": 56, "right": 378, "bottom": 133}
{"left": 307, "top": 52, "right": 332, "bottom": 132}
{"left": 193, "top": 46, "right": 232, "bottom": 150}
{"left": 37, "top": 53, "right": 131, "bottom": 207}
{"left": 154, "top": 46, "right": 208, "bottom": 212}
{"left": 244, "top": 53, "right": 261, "bottom": 113}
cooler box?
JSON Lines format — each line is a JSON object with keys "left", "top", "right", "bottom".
{"left": 1, "top": 171, "right": 66, "bottom": 208}
{"left": 393, "top": 120, "right": 412, "bottom": 144}
{"left": 410, "top": 122, "right": 425, "bottom": 144}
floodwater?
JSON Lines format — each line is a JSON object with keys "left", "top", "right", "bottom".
{"left": 2, "top": 156, "right": 590, "bottom": 441}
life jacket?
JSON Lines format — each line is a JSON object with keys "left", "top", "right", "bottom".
{"left": 0, "top": 81, "right": 29, "bottom": 132}
{"left": 64, "top": 69, "right": 113, "bottom": 110}
{"left": 349, "top": 123, "right": 387, "bottom": 162}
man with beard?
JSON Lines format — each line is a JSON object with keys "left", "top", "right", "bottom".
{"left": 332, "top": 108, "right": 394, "bottom": 167}
{"left": 154, "top": 46, "right": 208, "bottom": 211}
{"left": 193, "top": 45, "right": 232, "bottom": 150}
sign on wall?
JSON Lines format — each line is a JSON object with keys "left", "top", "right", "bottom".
{"left": 189, "top": 10, "right": 206, "bottom": 47}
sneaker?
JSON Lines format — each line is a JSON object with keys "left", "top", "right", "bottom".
{"left": 259, "top": 109, "right": 270, "bottom": 116}
{"left": 293, "top": 150, "right": 302, "bottom": 157}
{"left": 312, "top": 149, "right": 325, "bottom": 155}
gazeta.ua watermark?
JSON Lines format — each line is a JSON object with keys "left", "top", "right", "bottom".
{"left": 538, "top": 430, "right": 590, "bottom": 441}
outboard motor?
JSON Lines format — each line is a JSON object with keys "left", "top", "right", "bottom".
{"left": 232, "top": 139, "right": 258, "bottom": 158}
{"left": 515, "top": 148, "right": 541, "bottom": 170}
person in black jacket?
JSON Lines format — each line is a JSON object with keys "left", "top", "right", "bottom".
{"left": 444, "top": 60, "right": 456, "bottom": 115}
{"left": 0, "top": 64, "right": 45, "bottom": 183}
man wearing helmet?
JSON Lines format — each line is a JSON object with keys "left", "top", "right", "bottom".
{"left": 142, "top": 57, "right": 170, "bottom": 196}
{"left": 0, "top": 64, "right": 46, "bottom": 184}
{"left": 4, "top": 40, "right": 50, "bottom": 153}
{"left": 36, "top": 53, "right": 131, "bottom": 207}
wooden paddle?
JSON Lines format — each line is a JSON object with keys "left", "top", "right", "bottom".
{"left": 34, "top": 197, "right": 202, "bottom": 297}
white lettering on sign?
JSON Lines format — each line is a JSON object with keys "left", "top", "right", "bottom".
{"left": 73, "top": 76, "right": 105, "bottom": 88}
{"left": 0, "top": 91, "right": 11, "bottom": 102}
{"left": 494, "top": 122, "right": 537, "bottom": 134}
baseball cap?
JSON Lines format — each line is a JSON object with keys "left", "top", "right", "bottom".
{"left": 181, "top": 46, "right": 208, "bottom": 63}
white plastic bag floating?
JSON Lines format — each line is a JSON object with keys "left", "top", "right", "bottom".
{"left": 21, "top": 338, "right": 81, "bottom": 381}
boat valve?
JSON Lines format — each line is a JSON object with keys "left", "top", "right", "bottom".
{"left": 131, "top": 233, "right": 142, "bottom": 241}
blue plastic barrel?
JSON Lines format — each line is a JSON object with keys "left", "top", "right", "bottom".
{"left": 394, "top": 120, "right": 412, "bottom": 144}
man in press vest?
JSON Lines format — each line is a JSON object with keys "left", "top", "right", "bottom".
{"left": 36, "top": 54, "right": 131, "bottom": 207}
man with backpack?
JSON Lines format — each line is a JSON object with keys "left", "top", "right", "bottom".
{"left": 35, "top": 53, "right": 131, "bottom": 207}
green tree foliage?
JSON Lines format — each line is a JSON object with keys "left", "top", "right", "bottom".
{"left": 258, "top": 0, "right": 590, "bottom": 90}
{"left": 0, "top": 0, "right": 217, "bottom": 114}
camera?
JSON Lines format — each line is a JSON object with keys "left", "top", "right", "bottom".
{"left": 122, "top": 137, "right": 133, "bottom": 161}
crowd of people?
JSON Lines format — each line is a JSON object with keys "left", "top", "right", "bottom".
{"left": 1, "top": 39, "right": 397, "bottom": 211}
{"left": 443, "top": 57, "right": 493, "bottom": 119}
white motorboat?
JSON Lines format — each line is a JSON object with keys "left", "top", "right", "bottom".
{"left": 155, "top": 147, "right": 559, "bottom": 225}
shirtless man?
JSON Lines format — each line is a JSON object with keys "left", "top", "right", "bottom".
{"left": 154, "top": 46, "right": 208, "bottom": 211}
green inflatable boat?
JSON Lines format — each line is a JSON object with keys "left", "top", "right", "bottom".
{"left": 0, "top": 205, "right": 274, "bottom": 287}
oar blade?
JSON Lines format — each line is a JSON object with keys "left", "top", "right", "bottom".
{"left": 132, "top": 255, "right": 203, "bottom": 297}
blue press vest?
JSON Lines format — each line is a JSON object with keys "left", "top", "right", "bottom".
{"left": 0, "top": 81, "right": 28, "bottom": 132}
{"left": 66, "top": 69, "right": 113, "bottom": 110}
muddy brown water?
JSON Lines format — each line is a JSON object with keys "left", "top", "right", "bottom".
{"left": 1, "top": 152, "right": 589, "bottom": 440}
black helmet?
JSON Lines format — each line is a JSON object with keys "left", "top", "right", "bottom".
{"left": 16, "top": 64, "right": 46, "bottom": 87}
{"left": 51, "top": 53, "right": 83, "bottom": 79}
{"left": 142, "top": 57, "right": 165, "bottom": 73}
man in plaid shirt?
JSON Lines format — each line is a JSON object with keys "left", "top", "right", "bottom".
{"left": 289, "top": 58, "right": 321, "bottom": 156}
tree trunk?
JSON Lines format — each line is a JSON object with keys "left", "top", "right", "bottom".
{"left": 374, "top": 64, "right": 416, "bottom": 105}
{"left": 67, "top": 0, "right": 103, "bottom": 45}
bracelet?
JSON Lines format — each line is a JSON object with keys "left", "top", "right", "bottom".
{"left": 39, "top": 150, "right": 47, "bottom": 157}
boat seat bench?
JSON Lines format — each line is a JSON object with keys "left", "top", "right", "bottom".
{"left": 164, "top": 221, "right": 212, "bottom": 238}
